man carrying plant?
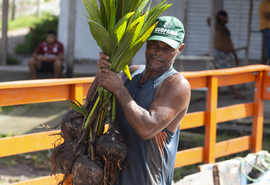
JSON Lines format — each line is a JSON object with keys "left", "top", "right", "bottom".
{"left": 86, "top": 16, "right": 190, "bottom": 185}
{"left": 28, "top": 30, "right": 64, "bottom": 79}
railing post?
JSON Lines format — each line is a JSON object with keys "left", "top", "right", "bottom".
{"left": 205, "top": 76, "right": 218, "bottom": 164}
{"left": 70, "top": 84, "right": 84, "bottom": 105}
{"left": 251, "top": 71, "right": 264, "bottom": 153}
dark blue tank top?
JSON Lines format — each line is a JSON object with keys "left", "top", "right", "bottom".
{"left": 115, "top": 66, "right": 180, "bottom": 185}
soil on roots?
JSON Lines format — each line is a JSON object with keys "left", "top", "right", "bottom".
{"left": 72, "top": 155, "right": 103, "bottom": 185}
{"left": 49, "top": 140, "right": 86, "bottom": 185}
{"left": 60, "top": 109, "right": 85, "bottom": 141}
{"left": 96, "top": 124, "right": 127, "bottom": 184}
{"left": 96, "top": 124, "right": 127, "bottom": 163}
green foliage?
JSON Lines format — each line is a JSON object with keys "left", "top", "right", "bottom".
{"left": 82, "top": 0, "right": 171, "bottom": 75}
{"left": 7, "top": 54, "right": 21, "bottom": 65}
{"left": 0, "top": 106, "right": 14, "bottom": 113}
{"left": 0, "top": 14, "right": 41, "bottom": 31}
{"left": 15, "top": 14, "right": 58, "bottom": 55}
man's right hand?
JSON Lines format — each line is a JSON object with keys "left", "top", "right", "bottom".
{"left": 98, "top": 52, "right": 111, "bottom": 70}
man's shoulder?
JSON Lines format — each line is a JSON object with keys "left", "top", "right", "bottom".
{"left": 159, "top": 72, "right": 190, "bottom": 94}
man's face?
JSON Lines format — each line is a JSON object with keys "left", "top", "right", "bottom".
{"left": 218, "top": 15, "right": 228, "bottom": 24}
{"left": 46, "top": 34, "right": 56, "bottom": 45}
{"left": 145, "top": 40, "right": 183, "bottom": 71}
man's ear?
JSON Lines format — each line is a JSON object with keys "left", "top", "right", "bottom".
{"left": 177, "top": 44, "right": 185, "bottom": 54}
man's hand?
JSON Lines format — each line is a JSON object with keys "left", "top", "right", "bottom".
{"left": 98, "top": 52, "right": 111, "bottom": 70}
{"left": 99, "top": 68, "right": 123, "bottom": 95}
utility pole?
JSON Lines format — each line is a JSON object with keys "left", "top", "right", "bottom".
{"left": 208, "top": 0, "right": 216, "bottom": 69}
{"left": 1, "top": 0, "right": 9, "bottom": 66}
{"left": 36, "top": 0, "right": 41, "bottom": 17}
{"left": 66, "top": 0, "right": 76, "bottom": 78}
{"left": 11, "top": 0, "right": 17, "bottom": 20}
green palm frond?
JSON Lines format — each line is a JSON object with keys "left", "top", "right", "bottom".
{"left": 79, "top": 0, "right": 171, "bottom": 136}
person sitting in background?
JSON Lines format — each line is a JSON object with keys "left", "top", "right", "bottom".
{"left": 28, "top": 30, "right": 64, "bottom": 79}
{"left": 207, "top": 10, "right": 245, "bottom": 99}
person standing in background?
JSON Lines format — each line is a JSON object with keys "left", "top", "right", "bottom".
{"left": 259, "top": 0, "right": 270, "bottom": 65}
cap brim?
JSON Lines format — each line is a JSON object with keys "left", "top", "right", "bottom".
{"left": 148, "top": 35, "right": 180, "bottom": 49}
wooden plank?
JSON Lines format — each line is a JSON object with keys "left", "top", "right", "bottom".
{"left": 0, "top": 85, "right": 71, "bottom": 106}
{"left": 70, "top": 83, "right": 84, "bottom": 104}
{"left": 0, "top": 131, "right": 61, "bottom": 158}
{"left": 252, "top": 71, "right": 264, "bottom": 153}
{"left": 205, "top": 76, "right": 218, "bottom": 164}
{"left": 218, "top": 72, "right": 255, "bottom": 87}
{"left": 181, "top": 65, "right": 268, "bottom": 78}
{"left": 174, "top": 147, "right": 204, "bottom": 168}
{"left": 262, "top": 69, "right": 270, "bottom": 100}
{"left": 180, "top": 111, "right": 206, "bottom": 130}
{"left": 11, "top": 174, "right": 64, "bottom": 185}
{"left": 187, "top": 77, "right": 207, "bottom": 89}
{"left": 83, "top": 83, "right": 91, "bottom": 98}
{"left": 216, "top": 103, "right": 254, "bottom": 123}
{"left": 215, "top": 136, "right": 252, "bottom": 158}
{"left": 0, "top": 77, "right": 94, "bottom": 89}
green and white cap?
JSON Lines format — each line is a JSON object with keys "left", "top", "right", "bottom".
{"left": 148, "top": 16, "right": 185, "bottom": 49}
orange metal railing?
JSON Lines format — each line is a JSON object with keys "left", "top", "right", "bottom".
{"left": 0, "top": 65, "right": 269, "bottom": 185}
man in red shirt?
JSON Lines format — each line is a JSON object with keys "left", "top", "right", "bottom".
{"left": 28, "top": 30, "right": 64, "bottom": 79}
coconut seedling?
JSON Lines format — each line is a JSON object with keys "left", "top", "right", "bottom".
{"left": 48, "top": 0, "right": 171, "bottom": 184}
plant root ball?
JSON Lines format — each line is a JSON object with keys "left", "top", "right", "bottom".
{"left": 61, "top": 109, "right": 85, "bottom": 141}
{"left": 72, "top": 155, "right": 103, "bottom": 185}
{"left": 96, "top": 124, "right": 127, "bottom": 163}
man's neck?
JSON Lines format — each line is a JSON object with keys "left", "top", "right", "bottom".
{"left": 140, "top": 66, "right": 172, "bottom": 83}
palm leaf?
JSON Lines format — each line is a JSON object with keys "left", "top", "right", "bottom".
{"left": 68, "top": 101, "right": 87, "bottom": 116}
{"left": 82, "top": 0, "right": 101, "bottom": 23}
{"left": 87, "top": 20, "right": 110, "bottom": 54}
{"left": 123, "top": 64, "right": 132, "bottom": 80}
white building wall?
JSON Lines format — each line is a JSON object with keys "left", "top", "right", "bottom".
{"left": 58, "top": 0, "right": 263, "bottom": 64}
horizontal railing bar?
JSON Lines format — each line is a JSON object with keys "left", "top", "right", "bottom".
{"left": 0, "top": 130, "right": 61, "bottom": 158}
{"left": 10, "top": 174, "right": 64, "bottom": 185}
{"left": 174, "top": 147, "right": 204, "bottom": 168}
{"left": 0, "top": 85, "right": 72, "bottom": 106}
{"left": 215, "top": 136, "right": 252, "bottom": 158}
{"left": 218, "top": 72, "right": 256, "bottom": 87}
{"left": 0, "top": 77, "right": 95, "bottom": 89}
{"left": 0, "top": 65, "right": 267, "bottom": 90}
{"left": 216, "top": 103, "right": 254, "bottom": 123}
{"left": 181, "top": 65, "right": 268, "bottom": 78}
{"left": 180, "top": 111, "right": 206, "bottom": 130}
{"left": 188, "top": 77, "right": 207, "bottom": 89}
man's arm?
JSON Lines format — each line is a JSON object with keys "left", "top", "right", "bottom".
{"left": 99, "top": 68, "right": 191, "bottom": 140}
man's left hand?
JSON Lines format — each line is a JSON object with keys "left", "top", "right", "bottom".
{"left": 99, "top": 68, "right": 123, "bottom": 95}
